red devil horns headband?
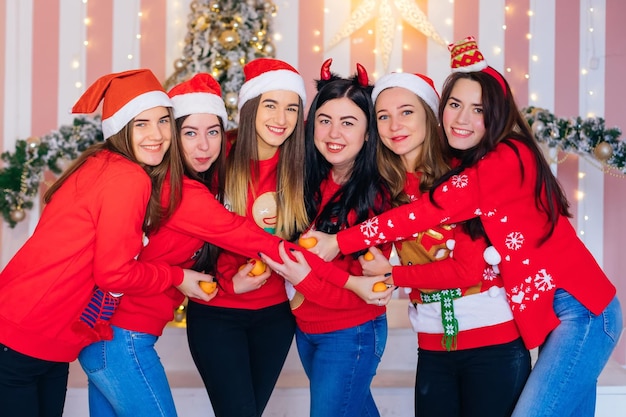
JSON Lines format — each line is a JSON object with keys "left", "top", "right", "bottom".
{"left": 319, "top": 58, "right": 369, "bottom": 87}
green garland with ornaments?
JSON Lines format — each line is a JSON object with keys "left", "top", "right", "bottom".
{"left": 0, "top": 108, "right": 623, "bottom": 228}
{"left": 0, "top": 116, "right": 103, "bottom": 227}
{"left": 522, "top": 106, "right": 624, "bottom": 169}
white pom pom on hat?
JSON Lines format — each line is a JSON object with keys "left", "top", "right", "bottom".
{"left": 237, "top": 58, "right": 306, "bottom": 112}
{"left": 168, "top": 73, "right": 228, "bottom": 121}
{"left": 72, "top": 69, "right": 172, "bottom": 139}
{"left": 371, "top": 72, "right": 440, "bottom": 116}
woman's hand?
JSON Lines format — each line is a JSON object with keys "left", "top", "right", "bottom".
{"left": 177, "top": 269, "right": 216, "bottom": 301}
{"left": 232, "top": 261, "right": 272, "bottom": 294}
{"left": 359, "top": 246, "right": 392, "bottom": 277}
{"left": 260, "top": 241, "right": 311, "bottom": 286}
{"left": 301, "top": 230, "right": 340, "bottom": 261}
{"left": 344, "top": 274, "right": 395, "bottom": 306}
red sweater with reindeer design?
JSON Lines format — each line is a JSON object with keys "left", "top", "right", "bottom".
{"left": 337, "top": 140, "right": 616, "bottom": 349}
{"left": 395, "top": 173, "right": 520, "bottom": 351}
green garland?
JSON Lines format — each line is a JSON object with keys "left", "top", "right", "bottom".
{"left": 522, "top": 106, "right": 624, "bottom": 172}
{"left": 0, "top": 116, "right": 103, "bottom": 227}
{"left": 0, "top": 108, "right": 623, "bottom": 228}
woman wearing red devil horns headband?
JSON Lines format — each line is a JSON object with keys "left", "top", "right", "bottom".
{"left": 261, "top": 59, "right": 394, "bottom": 417}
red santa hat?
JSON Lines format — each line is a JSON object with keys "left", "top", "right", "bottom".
{"left": 372, "top": 72, "right": 440, "bottom": 116}
{"left": 168, "top": 73, "right": 228, "bottom": 121}
{"left": 448, "top": 36, "right": 507, "bottom": 95}
{"left": 238, "top": 58, "right": 306, "bottom": 112}
{"left": 72, "top": 69, "right": 172, "bottom": 139}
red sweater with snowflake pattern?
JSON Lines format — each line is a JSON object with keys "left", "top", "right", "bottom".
{"left": 0, "top": 151, "right": 183, "bottom": 362}
{"left": 395, "top": 173, "right": 520, "bottom": 351}
{"left": 337, "top": 140, "right": 616, "bottom": 349}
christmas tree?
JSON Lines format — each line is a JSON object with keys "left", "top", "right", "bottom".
{"left": 165, "top": 0, "right": 278, "bottom": 128}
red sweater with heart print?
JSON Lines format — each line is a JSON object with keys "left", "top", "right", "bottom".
{"left": 337, "top": 140, "right": 616, "bottom": 349}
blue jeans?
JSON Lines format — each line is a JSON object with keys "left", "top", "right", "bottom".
{"left": 295, "top": 314, "right": 388, "bottom": 417}
{"left": 512, "top": 291, "right": 623, "bottom": 417}
{"left": 78, "top": 325, "right": 176, "bottom": 417}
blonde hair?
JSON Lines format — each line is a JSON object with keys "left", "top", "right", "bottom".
{"left": 225, "top": 96, "right": 308, "bottom": 240}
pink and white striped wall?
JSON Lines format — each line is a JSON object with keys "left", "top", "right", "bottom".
{"left": 1, "top": 0, "right": 625, "bottom": 361}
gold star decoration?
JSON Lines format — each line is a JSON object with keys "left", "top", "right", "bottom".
{"left": 327, "top": 0, "right": 447, "bottom": 71}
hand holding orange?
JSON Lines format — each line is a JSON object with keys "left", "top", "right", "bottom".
{"left": 372, "top": 281, "right": 389, "bottom": 292}
{"left": 298, "top": 236, "right": 318, "bottom": 249}
{"left": 199, "top": 281, "right": 217, "bottom": 294}
{"left": 239, "top": 259, "right": 267, "bottom": 276}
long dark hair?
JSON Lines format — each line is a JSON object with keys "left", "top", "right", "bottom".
{"left": 173, "top": 114, "right": 228, "bottom": 274}
{"left": 305, "top": 70, "right": 391, "bottom": 256}
{"left": 433, "top": 70, "right": 571, "bottom": 242}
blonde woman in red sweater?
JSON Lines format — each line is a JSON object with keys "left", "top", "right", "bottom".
{"left": 307, "top": 37, "right": 623, "bottom": 417}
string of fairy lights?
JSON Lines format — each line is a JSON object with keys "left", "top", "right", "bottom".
{"left": 0, "top": 0, "right": 622, "bottom": 232}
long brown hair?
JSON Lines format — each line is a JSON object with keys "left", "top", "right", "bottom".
{"left": 44, "top": 107, "right": 183, "bottom": 234}
{"left": 225, "top": 95, "right": 308, "bottom": 240}
{"left": 376, "top": 92, "right": 449, "bottom": 207}
{"left": 434, "top": 71, "right": 571, "bottom": 242}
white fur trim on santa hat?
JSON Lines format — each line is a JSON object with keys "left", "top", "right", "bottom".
{"left": 101, "top": 90, "right": 171, "bottom": 139}
{"left": 372, "top": 72, "right": 439, "bottom": 116}
{"left": 171, "top": 92, "right": 228, "bottom": 121}
{"left": 237, "top": 69, "right": 306, "bottom": 112}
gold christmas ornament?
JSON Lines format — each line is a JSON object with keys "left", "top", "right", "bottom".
{"left": 219, "top": 30, "right": 240, "bottom": 49}
{"left": 56, "top": 156, "right": 73, "bottom": 172}
{"left": 195, "top": 15, "right": 209, "bottom": 31}
{"left": 593, "top": 142, "right": 614, "bottom": 162}
{"left": 263, "top": 42, "right": 275, "bottom": 56}
{"left": 531, "top": 120, "right": 545, "bottom": 137}
{"left": 9, "top": 208, "right": 26, "bottom": 223}
{"left": 224, "top": 91, "right": 238, "bottom": 109}
{"left": 174, "top": 58, "right": 186, "bottom": 70}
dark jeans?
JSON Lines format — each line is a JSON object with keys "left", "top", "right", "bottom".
{"left": 415, "top": 338, "right": 530, "bottom": 417}
{"left": 0, "top": 343, "right": 69, "bottom": 417}
{"left": 186, "top": 301, "right": 295, "bottom": 417}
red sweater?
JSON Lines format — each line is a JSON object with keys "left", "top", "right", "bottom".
{"left": 0, "top": 151, "right": 182, "bottom": 362}
{"left": 291, "top": 177, "right": 385, "bottom": 334}
{"left": 114, "top": 158, "right": 349, "bottom": 332}
{"left": 338, "top": 140, "right": 616, "bottom": 349}
{"left": 397, "top": 173, "right": 520, "bottom": 351}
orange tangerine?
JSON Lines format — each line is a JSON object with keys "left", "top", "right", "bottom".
{"left": 298, "top": 236, "right": 318, "bottom": 249}
{"left": 239, "top": 259, "right": 267, "bottom": 276}
{"left": 372, "top": 281, "right": 388, "bottom": 292}
{"left": 199, "top": 281, "right": 217, "bottom": 294}
{"left": 363, "top": 251, "right": 375, "bottom": 261}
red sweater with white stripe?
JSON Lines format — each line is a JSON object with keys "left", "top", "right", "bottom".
{"left": 397, "top": 173, "right": 520, "bottom": 351}
{"left": 291, "top": 176, "right": 385, "bottom": 334}
{"left": 113, "top": 172, "right": 349, "bottom": 334}
{"left": 337, "top": 140, "right": 616, "bottom": 349}
{"left": 0, "top": 151, "right": 182, "bottom": 362}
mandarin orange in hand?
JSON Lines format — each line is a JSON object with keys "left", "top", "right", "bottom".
{"left": 363, "top": 251, "right": 375, "bottom": 261}
{"left": 298, "top": 236, "right": 318, "bottom": 249}
{"left": 199, "top": 281, "right": 217, "bottom": 294}
{"left": 372, "top": 281, "right": 388, "bottom": 292}
{"left": 239, "top": 259, "right": 267, "bottom": 276}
